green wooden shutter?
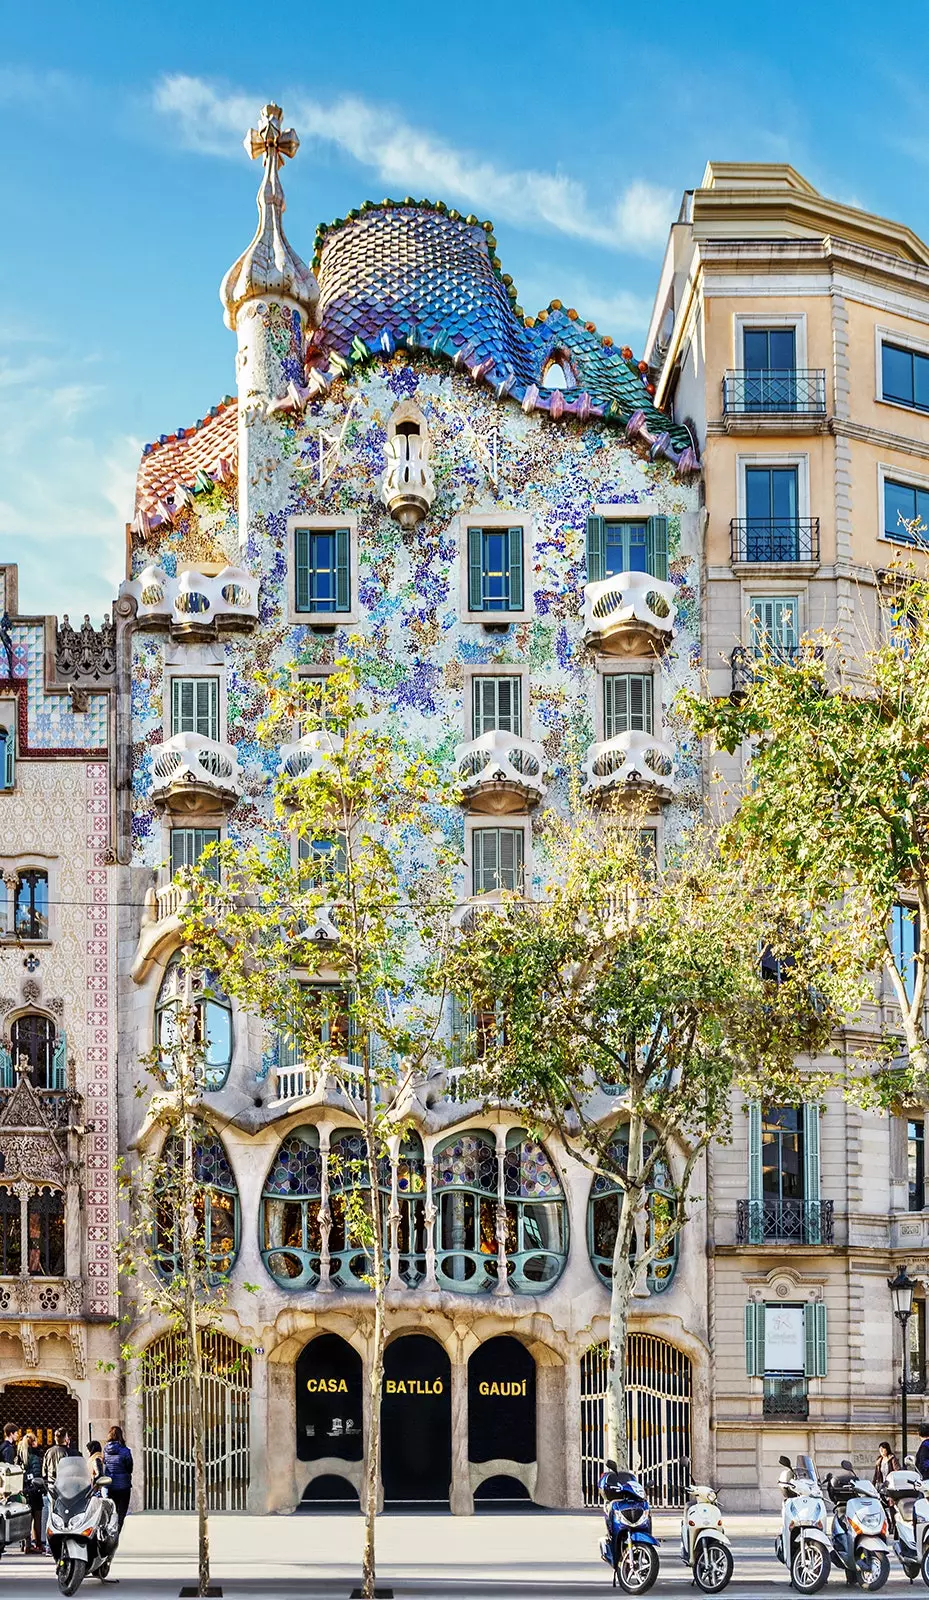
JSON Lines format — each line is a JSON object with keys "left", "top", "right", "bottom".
{"left": 472, "top": 829, "right": 493, "bottom": 895}
{"left": 803, "top": 1103, "right": 822, "bottom": 1245}
{"left": 586, "top": 516, "right": 606, "bottom": 584}
{"left": 506, "top": 527, "right": 524, "bottom": 611}
{"left": 804, "top": 1302, "right": 827, "bottom": 1377}
{"left": 295, "top": 529, "right": 310, "bottom": 612}
{"left": 745, "top": 1302, "right": 765, "bottom": 1376}
{"left": 748, "top": 1102, "right": 763, "bottom": 1246}
{"left": 2, "top": 727, "right": 13, "bottom": 790}
{"left": 50, "top": 1030, "right": 67, "bottom": 1091}
{"left": 499, "top": 827, "right": 524, "bottom": 892}
{"left": 197, "top": 678, "right": 218, "bottom": 740}
{"left": 645, "top": 516, "right": 669, "bottom": 581}
{"left": 334, "top": 528, "right": 351, "bottom": 613}
{"left": 468, "top": 528, "right": 484, "bottom": 611}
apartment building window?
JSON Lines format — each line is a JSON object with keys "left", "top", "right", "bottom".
{"left": 170, "top": 827, "right": 220, "bottom": 882}
{"left": 467, "top": 527, "right": 524, "bottom": 613}
{"left": 891, "top": 902, "right": 919, "bottom": 1005}
{"left": 472, "top": 827, "right": 524, "bottom": 895}
{"left": 10, "top": 1013, "right": 63, "bottom": 1090}
{"left": 0, "top": 723, "right": 14, "bottom": 791}
{"left": 745, "top": 1300, "right": 827, "bottom": 1413}
{"left": 882, "top": 342, "right": 929, "bottom": 413}
{"left": 14, "top": 870, "right": 49, "bottom": 940}
{"left": 744, "top": 466, "right": 799, "bottom": 560}
{"left": 297, "top": 833, "right": 347, "bottom": 887}
{"left": 909, "top": 1119, "right": 925, "bottom": 1211}
{"left": 749, "top": 596, "right": 800, "bottom": 660}
{"left": 586, "top": 516, "right": 669, "bottom": 583}
{"left": 884, "top": 478, "right": 929, "bottom": 546}
{"left": 910, "top": 1298, "right": 927, "bottom": 1390}
{"left": 744, "top": 1100, "right": 827, "bottom": 1244}
{"left": 27, "top": 1188, "right": 65, "bottom": 1276}
{"left": 762, "top": 1106, "right": 804, "bottom": 1204}
{"left": 294, "top": 527, "right": 351, "bottom": 614}
{"left": 472, "top": 675, "right": 522, "bottom": 737}
{"left": 603, "top": 673, "right": 654, "bottom": 740}
{"left": 171, "top": 677, "right": 219, "bottom": 740}
{"left": 742, "top": 328, "right": 797, "bottom": 412}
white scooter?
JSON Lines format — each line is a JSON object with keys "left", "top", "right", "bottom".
{"left": 774, "top": 1453, "right": 832, "bottom": 1593}
{"left": 679, "top": 1483, "right": 733, "bottom": 1592}
{"left": 880, "top": 1459, "right": 929, "bottom": 1583}
{"left": 43, "top": 1456, "right": 119, "bottom": 1595}
{"left": 0, "top": 1461, "right": 31, "bottom": 1560}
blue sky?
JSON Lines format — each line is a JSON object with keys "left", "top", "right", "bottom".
{"left": 2, "top": 0, "right": 928, "bottom": 618}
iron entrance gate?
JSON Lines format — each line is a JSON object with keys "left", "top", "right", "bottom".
{"left": 580, "top": 1334, "right": 692, "bottom": 1507}
{"left": 142, "top": 1331, "right": 251, "bottom": 1510}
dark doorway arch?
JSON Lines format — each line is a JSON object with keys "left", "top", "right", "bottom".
{"left": 381, "top": 1334, "right": 451, "bottom": 1503}
{"left": 474, "top": 1473, "right": 532, "bottom": 1503}
{"left": 300, "top": 1473, "right": 360, "bottom": 1505}
{"left": 296, "top": 1334, "right": 363, "bottom": 1464}
{"left": 1, "top": 1380, "right": 78, "bottom": 1450}
{"left": 468, "top": 1335, "right": 536, "bottom": 1466}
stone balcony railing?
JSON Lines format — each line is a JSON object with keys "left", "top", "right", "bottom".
{"left": 583, "top": 573, "right": 677, "bottom": 656}
{"left": 582, "top": 730, "right": 676, "bottom": 804}
{"left": 455, "top": 730, "right": 549, "bottom": 813}
{"left": 151, "top": 733, "right": 243, "bottom": 816}
{"left": 121, "top": 564, "right": 259, "bottom": 638}
{"left": 133, "top": 881, "right": 224, "bottom": 981}
{"left": 0, "top": 1276, "right": 83, "bottom": 1317}
{"left": 278, "top": 731, "right": 344, "bottom": 781}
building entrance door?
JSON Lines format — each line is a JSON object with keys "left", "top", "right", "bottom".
{"left": 0, "top": 1380, "right": 78, "bottom": 1450}
{"left": 580, "top": 1334, "right": 692, "bottom": 1507}
{"left": 468, "top": 1335, "right": 536, "bottom": 1466}
{"left": 296, "top": 1333, "right": 362, "bottom": 1501}
{"left": 381, "top": 1334, "right": 451, "bottom": 1503}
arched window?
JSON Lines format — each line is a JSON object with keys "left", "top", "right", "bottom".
{"left": 0, "top": 1186, "right": 21, "bottom": 1274}
{"left": 587, "top": 1130, "right": 678, "bottom": 1294}
{"left": 155, "top": 1129, "right": 239, "bottom": 1280}
{"left": 396, "top": 1132, "right": 427, "bottom": 1288}
{"left": 10, "top": 1013, "right": 62, "bottom": 1089}
{"left": 155, "top": 954, "right": 233, "bottom": 1091}
{"left": 542, "top": 353, "right": 576, "bottom": 391}
{"left": 14, "top": 871, "right": 48, "bottom": 939}
{"left": 434, "top": 1131, "right": 499, "bottom": 1293}
{"left": 260, "top": 1126, "right": 323, "bottom": 1289}
{"left": 26, "top": 1187, "right": 64, "bottom": 1275}
{"left": 327, "top": 1129, "right": 374, "bottom": 1291}
{"left": 503, "top": 1131, "right": 568, "bottom": 1292}
{"left": 0, "top": 725, "right": 14, "bottom": 791}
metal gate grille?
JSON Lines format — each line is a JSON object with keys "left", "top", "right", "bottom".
{"left": 0, "top": 1381, "right": 78, "bottom": 1449}
{"left": 581, "top": 1334, "right": 692, "bottom": 1507}
{"left": 142, "top": 1331, "right": 251, "bottom": 1511}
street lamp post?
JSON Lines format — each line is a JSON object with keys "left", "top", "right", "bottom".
{"left": 889, "top": 1264, "right": 917, "bottom": 1460}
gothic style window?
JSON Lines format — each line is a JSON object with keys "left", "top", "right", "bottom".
{"left": 260, "top": 1126, "right": 323, "bottom": 1290}
{"left": 396, "top": 1132, "right": 427, "bottom": 1288}
{"left": 502, "top": 1130, "right": 567, "bottom": 1291}
{"left": 27, "top": 1188, "right": 64, "bottom": 1276}
{"left": 14, "top": 870, "right": 49, "bottom": 940}
{"left": 154, "top": 955, "right": 233, "bottom": 1091}
{"left": 434, "top": 1131, "right": 499, "bottom": 1292}
{"left": 0, "top": 1186, "right": 21, "bottom": 1274}
{"left": 154, "top": 1130, "right": 239, "bottom": 1280}
{"left": 0, "top": 724, "right": 14, "bottom": 791}
{"left": 587, "top": 1131, "right": 678, "bottom": 1294}
{"left": 10, "top": 1013, "right": 62, "bottom": 1090}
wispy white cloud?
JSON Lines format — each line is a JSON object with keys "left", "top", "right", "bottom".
{"left": 153, "top": 74, "right": 674, "bottom": 256}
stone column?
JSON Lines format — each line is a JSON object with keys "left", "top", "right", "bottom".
{"left": 563, "top": 1343, "right": 585, "bottom": 1507}
{"left": 248, "top": 1345, "right": 272, "bottom": 1512}
{"left": 493, "top": 1127, "right": 512, "bottom": 1298}
{"left": 423, "top": 1151, "right": 437, "bottom": 1289}
{"left": 449, "top": 1341, "right": 472, "bottom": 1515}
{"left": 534, "top": 1357, "right": 567, "bottom": 1506}
{"left": 318, "top": 1128, "right": 332, "bottom": 1291}
{"left": 64, "top": 1168, "right": 81, "bottom": 1279}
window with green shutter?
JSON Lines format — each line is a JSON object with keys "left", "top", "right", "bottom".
{"left": 294, "top": 527, "right": 351, "bottom": 613}
{"left": 171, "top": 677, "right": 220, "bottom": 741}
{"left": 603, "top": 673, "right": 654, "bottom": 740}
{"left": 170, "top": 828, "right": 221, "bottom": 881}
{"left": 749, "top": 595, "right": 800, "bottom": 659}
{"left": 467, "top": 528, "right": 524, "bottom": 613}
{"left": 586, "top": 517, "right": 669, "bottom": 583}
{"left": 298, "top": 832, "right": 347, "bottom": 888}
{"left": 0, "top": 724, "right": 14, "bottom": 791}
{"left": 472, "top": 675, "right": 522, "bottom": 737}
{"left": 472, "top": 827, "right": 525, "bottom": 895}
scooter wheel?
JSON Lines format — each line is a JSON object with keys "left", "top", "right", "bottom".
{"left": 615, "top": 1543, "right": 660, "bottom": 1594}
{"left": 57, "top": 1554, "right": 87, "bottom": 1596}
{"left": 921, "top": 1547, "right": 929, "bottom": 1588}
{"left": 856, "top": 1552, "right": 890, "bottom": 1591}
{"left": 694, "top": 1540, "right": 734, "bottom": 1593}
{"left": 790, "top": 1541, "right": 830, "bottom": 1593}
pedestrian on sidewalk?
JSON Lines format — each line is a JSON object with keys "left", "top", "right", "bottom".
{"left": 0, "top": 1421, "right": 18, "bottom": 1464}
{"left": 103, "top": 1425, "right": 133, "bottom": 1532}
{"left": 17, "top": 1429, "right": 44, "bottom": 1554}
{"left": 87, "top": 1438, "right": 104, "bottom": 1483}
{"left": 872, "top": 1441, "right": 899, "bottom": 1486}
{"left": 917, "top": 1426, "right": 929, "bottom": 1481}
{"left": 41, "top": 1428, "right": 72, "bottom": 1554}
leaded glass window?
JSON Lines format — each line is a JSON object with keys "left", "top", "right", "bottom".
{"left": 327, "top": 1130, "right": 374, "bottom": 1290}
{"left": 154, "top": 954, "right": 233, "bottom": 1091}
{"left": 396, "top": 1132, "right": 427, "bottom": 1288}
{"left": 27, "top": 1187, "right": 65, "bottom": 1276}
{"left": 502, "top": 1131, "right": 567, "bottom": 1292}
{"left": 260, "top": 1126, "right": 323, "bottom": 1289}
{"left": 155, "top": 1129, "right": 239, "bottom": 1280}
{"left": 435, "top": 1131, "right": 499, "bottom": 1292}
{"left": 587, "top": 1131, "right": 678, "bottom": 1294}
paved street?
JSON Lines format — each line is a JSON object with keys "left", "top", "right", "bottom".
{"left": 0, "top": 1511, "right": 916, "bottom": 1598}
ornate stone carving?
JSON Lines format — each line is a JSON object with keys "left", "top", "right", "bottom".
{"left": 220, "top": 103, "right": 318, "bottom": 330}
{"left": 56, "top": 612, "right": 116, "bottom": 683}
{"left": 46, "top": 997, "right": 64, "bottom": 1018}
{"left": 19, "top": 1321, "right": 38, "bottom": 1366}
{"left": 68, "top": 1322, "right": 86, "bottom": 1378}
{"left": 0, "top": 997, "right": 17, "bottom": 1017}
{"left": 21, "top": 977, "right": 40, "bottom": 1002}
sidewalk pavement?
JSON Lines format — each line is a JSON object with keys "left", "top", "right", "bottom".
{"left": 0, "top": 1509, "right": 888, "bottom": 1597}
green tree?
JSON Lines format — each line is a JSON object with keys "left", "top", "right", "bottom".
{"left": 683, "top": 556, "right": 929, "bottom": 1098}
{"left": 179, "top": 660, "right": 455, "bottom": 1600}
{"left": 445, "top": 810, "right": 847, "bottom": 1469}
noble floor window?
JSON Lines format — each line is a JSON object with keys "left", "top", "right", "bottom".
{"left": 278, "top": 985, "right": 358, "bottom": 1070}
{"left": 749, "top": 596, "right": 800, "bottom": 660}
{"left": 762, "top": 1106, "right": 805, "bottom": 1204}
{"left": 396, "top": 1132, "right": 427, "bottom": 1288}
{"left": 327, "top": 1129, "right": 376, "bottom": 1291}
{"left": 502, "top": 1130, "right": 568, "bottom": 1291}
{"left": 909, "top": 1119, "right": 926, "bottom": 1212}
{"left": 0, "top": 724, "right": 14, "bottom": 791}
{"left": 170, "top": 827, "right": 221, "bottom": 881}
{"left": 435, "top": 1131, "right": 500, "bottom": 1292}
{"left": 891, "top": 902, "right": 919, "bottom": 1005}
{"left": 155, "top": 953, "right": 233, "bottom": 1091}
{"left": 603, "top": 673, "right": 653, "bottom": 740}
{"left": 467, "top": 527, "right": 524, "bottom": 613}
{"left": 13, "top": 869, "right": 49, "bottom": 939}
{"left": 884, "top": 478, "right": 929, "bottom": 545}
{"left": 10, "top": 1013, "right": 63, "bottom": 1090}
{"left": 742, "top": 327, "right": 798, "bottom": 411}
{"left": 0, "top": 1186, "right": 21, "bottom": 1274}
{"left": 744, "top": 466, "right": 800, "bottom": 561}
{"left": 27, "top": 1188, "right": 64, "bottom": 1276}
{"left": 294, "top": 527, "right": 351, "bottom": 614}
{"left": 586, "top": 517, "right": 669, "bottom": 583}
{"left": 882, "top": 342, "right": 929, "bottom": 413}
{"left": 155, "top": 1130, "right": 239, "bottom": 1279}
{"left": 260, "top": 1126, "right": 323, "bottom": 1290}
{"left": 472, "top": 675, "right": 522, "bottom": 737}
{"left": 587, "top": 1130, "right": 678, "bottom": 1294}
{"left": 472, "top": 827, "right": 525, "bottom": 895}
{"left": 171, "top": 677, "right": 219, "bottom": 741}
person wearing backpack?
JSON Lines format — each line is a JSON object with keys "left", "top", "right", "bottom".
{"left": 102, "top": 1426, "right": 133, "bottom": 1532}
{"left": 16, "top": 1429, "right": 44, "bottom": 1554}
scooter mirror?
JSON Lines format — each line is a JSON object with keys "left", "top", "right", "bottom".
{"left": 906, "top": 1455, "right": 917, "bottom": 1467}
{"left": 841, "top": 1460, "right": 855, "bottom": 1472}
{"left": 778, "top": 1455, "right": 792, "bottom": 1468}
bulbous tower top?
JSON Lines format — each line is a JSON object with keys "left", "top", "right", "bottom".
{"left": 219, "top": 102, "right": 319, "bottom": 331}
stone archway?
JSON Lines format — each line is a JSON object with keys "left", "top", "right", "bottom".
{"left": 468, "top": 1335, "right": 537, "bottom": 1502}
{"left": 0, "top": 1379, "right": 78, "bottom": 1450}
{"left": 295, "top": 1332, "right": 363, "bottom": 1504}
{"left": 381, "top": 1334, "right": 451, "bottom": 1504}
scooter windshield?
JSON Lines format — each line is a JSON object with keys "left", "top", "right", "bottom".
{"left": 54, "top": 1458, "right": 92, "bottom": 1497}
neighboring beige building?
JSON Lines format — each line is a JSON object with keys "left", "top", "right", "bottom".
{"left": 645, "top": 164, "right": 929, "bottom": 1507}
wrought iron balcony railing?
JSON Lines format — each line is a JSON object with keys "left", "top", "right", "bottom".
{"left": 731, "top": 643, "right": 825, "bottom": 697}
{"left": 731, "top": 519, "right": 820, "bottom": 564}
{"left": 723, "top": 370, "right": 826, "bottom": 415}
{"left": 737, "top": 1197, "right": 834, "bottom": 1246}
{"left": 763, "top": 1375, "right": 810, "bottom": 1418}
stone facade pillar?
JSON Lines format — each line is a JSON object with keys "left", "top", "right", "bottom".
{"left": 247, "top": 1345, "right": 270, "bottom": 1512}
{"left": 449, "top": 1347, "right": 472, "bottom": 1515}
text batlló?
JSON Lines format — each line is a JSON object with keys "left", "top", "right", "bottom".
{"left": 477, "top": 1380, "right": 528, "bottom": 1397}
{"left": 384, "top": 1379, "right": 444, "bottom": 1395}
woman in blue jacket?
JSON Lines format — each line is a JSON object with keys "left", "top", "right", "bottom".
{"left": 102, "top": 1426, "right": 133, "bottom": 1532}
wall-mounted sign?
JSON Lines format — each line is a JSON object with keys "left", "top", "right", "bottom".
{"left": 764, "top": 1304, "right": 805, "bottom": 1372}
{"left": 295, "top": 1334, "right": 363, "bottom": 1463}
{"left": 383, "top": 1378, "right": 443, "bottom": 1395}
{"left": 468, "top": 1336, "right": 536, "bottom": 1465}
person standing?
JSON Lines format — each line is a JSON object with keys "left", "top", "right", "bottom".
{"left": 872, "top": 1441, "right": 900, "bottom": 1486}
{"left": 41, "top": 1429, "right": 71, "bottom": 1555}
{"left": 0, "top": 1422, "right": 18, "bottom": 1464}
{"left": 17, "top": 1429, "right": 44, "bottom": 1554}
{"left": 102, "top": 1426, "right": 133, "bottom": 1532}
{"left": 86, "top": 1438, "right": 104, "bottom": 1483}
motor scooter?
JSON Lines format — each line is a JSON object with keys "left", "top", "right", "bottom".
{"left": 824, "top": 1460, "right": 891, "bottom": 1591}
{"left": 774, "top": 1453, "right": 831, "bottom": 1594}
{"left": 0, "top": 1461, "right": 31, "bottom": 1561}
{"left": 879, "top": 1460, "right": 929, "bottom": 1582}
{"left": 599, "top": 1459, "right": 661, "bottom": 1593}
{"left": 42, "top": 1456, "right": 119, "bottom": 1595}
{"left": 679, "top": 1482, "right": 733, "bottom": 1592}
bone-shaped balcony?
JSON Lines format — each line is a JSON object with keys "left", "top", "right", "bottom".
{"left": 583, "top": 572, "right": 676, "bottom": 656}
{"left": 455, "top": 730, "right": 549, "bottom": 813}
{"left": 582, "top": 730, "right": 676, "bottom": 804}
{"left": 151, "top": 733, "right": 243, "bottom": 816}
{"left": 277, "top": 731, "right": 344, "bottom": 782}
{"left": 121, "top": 564, "right": 259, "bottom": 638}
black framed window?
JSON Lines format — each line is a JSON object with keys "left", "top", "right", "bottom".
{"left": 882, "top": 342, "right": 929, "bottom": 413}
{"left": 884, "top": 478, "right": 929, "bottom": 545}
{"left": 14, "top": 870, "right": 48, "bottom": 940}
{"left": 909, "top": 1119, "right": 926, "bottom": 1211}
{"left": 10, "top": 1013, "right": 56, "bottom": 1089}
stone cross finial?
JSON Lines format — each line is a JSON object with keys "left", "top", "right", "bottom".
{"left": 245, "top": 104, "right": 299, "bottom": 167}
{"left": 220, "top": 101, "right": 318, "bottom": 332}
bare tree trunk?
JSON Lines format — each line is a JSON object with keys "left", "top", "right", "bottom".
{"left": 186, "top": 1286, "right": 211, "bottom": 1596}
{"left": 361, "top": 1080, "right": 386, "bottom": 1600}
{"left": 606, "top": 1185, "right": 639, "bottom": 1470}
{"left": 179, "top": 969, "right": 211, "bottom": 1597}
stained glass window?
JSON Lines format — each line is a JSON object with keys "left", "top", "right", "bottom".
{"left": 261, "top": 1126, "right": 322, "bottom": 1290}
{"left": 502, "top": 1130, "right": 567, "bottom": 1292}
{"left": 435, "top": 1131, "right": 499, "bottom": 1293}
{"left": 155, "top": 954, "right": 233, "bottom": 1091}
{"left": 155, "top": 1128, "right": 239, "bottom": 1280}
{"left": 587, "top": 1131, "right": 678, "bottom": 1294}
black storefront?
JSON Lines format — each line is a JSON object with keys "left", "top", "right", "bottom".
{"left": 296, "top": 1334, "right": 363, "bottom": 1501}
{"left": 468, "top": 1335, "right": 536, "bottom": 1500}
{"left": 381, "top": 1334, "right": 451, "bottom": 1503}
